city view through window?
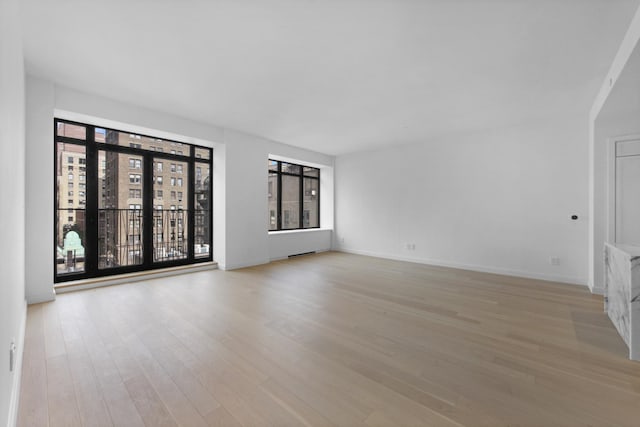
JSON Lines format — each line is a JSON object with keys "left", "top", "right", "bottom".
{"left": 268, "top": 159, "right": 319, "bottom": 231}
{"left": 55, "top": 119, "right": 212, "bottom": 282}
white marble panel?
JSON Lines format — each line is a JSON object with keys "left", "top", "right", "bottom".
{"left": 630, "top": 257, "right": 640, "bottom": 359}
{"left": 605, "top": 243, "right": 640, "bottom": 360}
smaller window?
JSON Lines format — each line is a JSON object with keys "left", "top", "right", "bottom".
{"left": 177, "top": 178, "right": 183, "bottom": 187}
{"left": 156, "top": 190, "right": 163, "bottom": 198}
{"left": 176, "top": 164, "right": 183, "bottom": 174}
{"left": 68, "top": 156, "right": 74, "bottom": 164}
{"left": 177, "top": 191, "right": 183, "bottom": 200}
{"left": 156, "top": 176, "right": 163, "bottom": 185}
{"left": 171, "top": 191, "right": 176, "bottom": 200}
{"left": 171, "top": 163, "right": 176, "bottom": 172}
{"left": 156, "top": 162, "right": 163, "bottom": 172}
{"left": 171, "top": 177, "right": 176, "bottom": 186}
{"left": 268, "top": 159, "right": 319, "bottom": 231}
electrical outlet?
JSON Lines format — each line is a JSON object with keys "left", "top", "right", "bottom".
{"left": 9, "top": 341, "right": 16, "bottom": 372}
{"left": 339, "top": 237, "right": 345, "bottom": 244}
{"left": 550, "top": 257, "right": 560, "bottom": 266}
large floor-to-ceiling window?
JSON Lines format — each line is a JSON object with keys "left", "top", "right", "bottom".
{"left": 55, "top": 119, "right": 212, "bottom": 283}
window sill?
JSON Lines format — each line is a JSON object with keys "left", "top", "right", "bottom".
{"left": 268, "top": 228, "right": 333, "bottom": 235}
{"left": 54, "top": 261, "right": 217, "bottom": 293}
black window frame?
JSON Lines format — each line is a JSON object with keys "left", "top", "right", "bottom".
{"left": 54, "top": 118, "right": 213, "bottom": 283}
{"left": 268, "top": 159, "right": 320, "bottom": 231}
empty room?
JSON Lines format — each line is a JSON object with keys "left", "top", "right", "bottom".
{"left": 3, "top": 0, "right": 640, "bottom": 426}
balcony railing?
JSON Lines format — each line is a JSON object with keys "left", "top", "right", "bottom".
{"left": 57, "top": 208, "right": 210, "bottom": 275}
{"left": 98, "top": 208, "right": 144, "bottom": 268}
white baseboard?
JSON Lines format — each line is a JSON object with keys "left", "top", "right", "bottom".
{"left": 220, "top": 259, "right": 269, "bottom": 271}
{"left": 337, "top": 247, "right": 588, "bottom": 287}
{"left": 8, "top": 299, "right": 27, "bottom": 427}
{"left": 590, "top": 285, "right": 605, "bottom": 295}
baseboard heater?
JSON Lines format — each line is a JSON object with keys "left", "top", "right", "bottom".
{"left": 288, "top": 251, "right": 316, "bottom": 258}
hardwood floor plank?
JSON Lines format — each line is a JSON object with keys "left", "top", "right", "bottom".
{"left": 17, "top": 304, "right": 49, "bottom": 427}
{"left": 18, "top": 252, "right": 640, "bottom": 426}
{"left": 46, "top": 354, "right": 82, "bottom": 427}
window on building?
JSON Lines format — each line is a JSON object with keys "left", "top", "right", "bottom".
{"left": 129, "top": 158, "right": 141, "bottom": 169}
{"left": 267, "top": 159, "right": 320, "bottom": 231}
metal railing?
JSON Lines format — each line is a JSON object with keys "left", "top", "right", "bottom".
{"left": 98, "top": 208, "right": 144, "bottom": 268}
{"left": 57, "top": 208, "right": 210, "bottom": 273}
{"left": 98, "top": 208, "right": 210, "bottom": 267}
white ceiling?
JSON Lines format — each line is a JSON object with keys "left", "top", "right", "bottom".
{"left": 22, "top": 0, "right": 639, "bottom": 155}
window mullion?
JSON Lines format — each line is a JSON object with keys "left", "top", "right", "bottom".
{"left": 85, "top": 125, "right": 98, "bottom": 277}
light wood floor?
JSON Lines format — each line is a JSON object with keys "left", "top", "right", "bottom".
{"left": 17, "top": 251, "right": 640, "bottom": 426}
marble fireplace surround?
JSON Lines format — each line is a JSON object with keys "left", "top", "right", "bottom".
{"left": 604, "top": 243, "right": 640, "bottom": 361}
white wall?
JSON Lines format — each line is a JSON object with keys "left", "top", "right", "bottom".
{"left": 25, "top": 77, "right": 55, "bottom": 304}
{"left": 589, "top": 7, "right": 640, "bottom": 294}
{"left": 223, "top": 130, "right": 334, "bottom": 268}
{"left": 24, "top": 77, "right": 334, "bottom": 299}
{"left": 0, "top": 0, "right": 27, "bottom": 425}
{"left": 269, "top": 230, "right": 333, "bottom": 261}
{"left": 335, "top": 117, "right": 589, "bottom": 285}
{"left": 590, "top": 66, "right": 640, "bottom": 294}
